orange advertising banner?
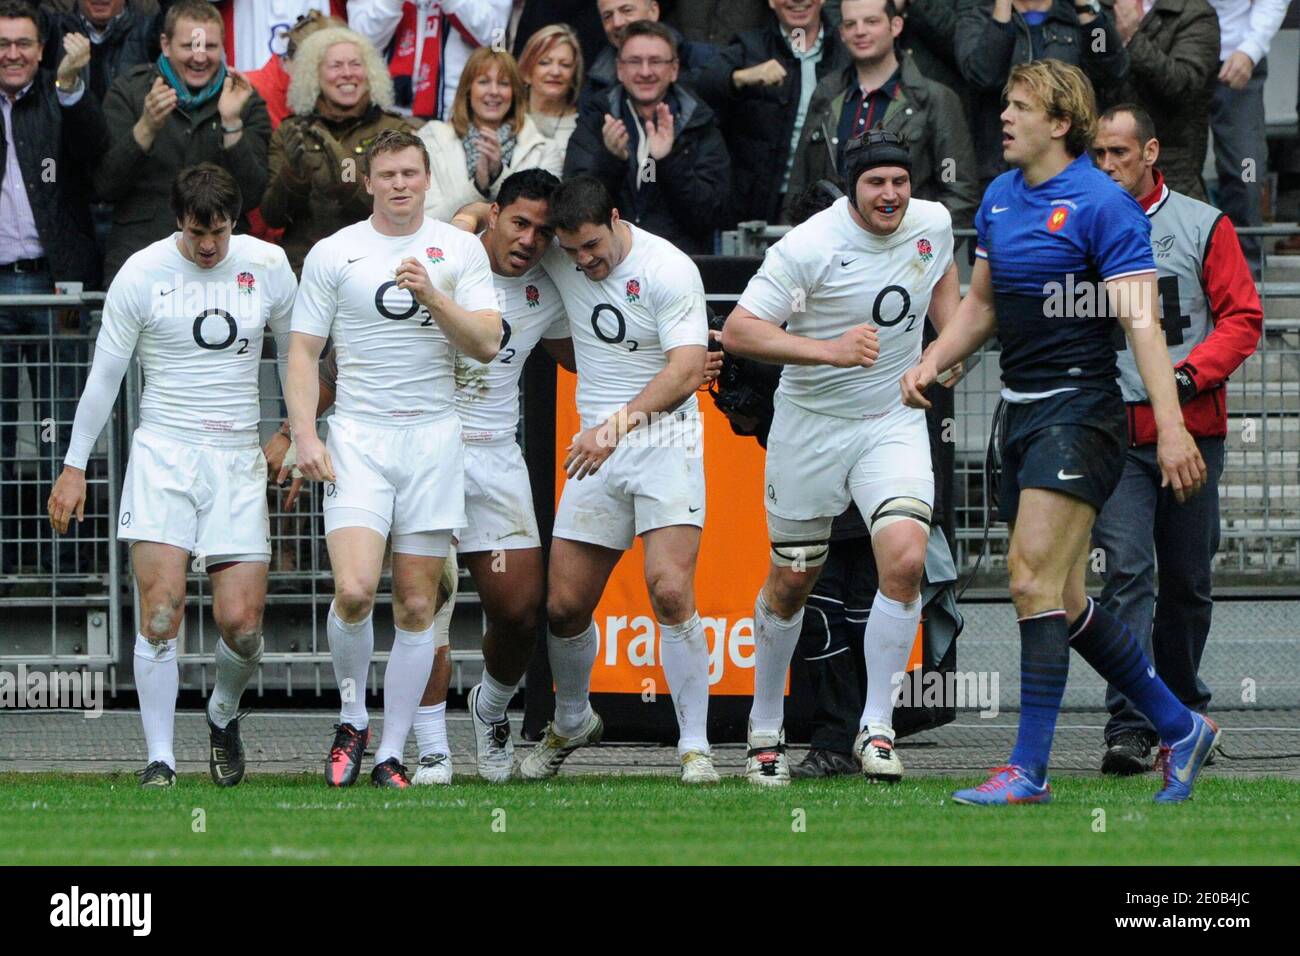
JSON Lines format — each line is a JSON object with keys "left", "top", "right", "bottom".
{"left": 553, "top": 370, "right": 926, "bottom": 695}
{"left": 553, "top": 369, "right": 772, "bottom": 694}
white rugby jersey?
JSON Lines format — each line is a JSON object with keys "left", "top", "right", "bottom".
{"left": 454, "top": 257, "right": 569, "bottom": 442}
{"left": 739, "top": 197, "right": 953, "bottom": 419}
{"left": 293, "top": 216, "right": 498, "bottom": 424}
{"left": 96, "top": 233, "right": 297, "bottom": 443}
{"left": 543, "top": 223, "right": 708, "bottom": 428}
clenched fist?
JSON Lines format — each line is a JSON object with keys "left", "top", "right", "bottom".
{"left": 826, "top": 323, "right": 880, "bottom": 368}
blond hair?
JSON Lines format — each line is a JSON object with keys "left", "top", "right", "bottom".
{"left": 451, "top": 47, "right": 528, "bottom": 138}
{"left": 1004, "top": 60, "right": 1097, "bottom": 158}
{"left": 287, "top": 27, "right": 395, "bottom": 117}
{"left": 518, "top": 24, "right": 584, "bottom": 108}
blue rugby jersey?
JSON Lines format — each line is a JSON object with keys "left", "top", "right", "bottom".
{"left": 974, "top": 154, "right": 1155, "bottom": 396}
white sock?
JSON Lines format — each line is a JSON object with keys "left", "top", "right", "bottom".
{"left": 134, "top": 633, "right": 178, "bottom": 769}
{"left": 374, "top": 623, "right": 436, "bottom": 765}
{"left": 859, "top": 590, "right": 922, "bottom": 736}
{"left": 548, "top": 620, "right": 597, "bottom": 737}
{"left": 475, "top": 669, "right": 517, "bottom": 724}
{"left": 207, "top": 636, "right": 262, "bottom": 729}
{"left": 750, "top": 593, "right": 804, "bottom": 734}
{"left": 327, "top": 602, "right": 373, "bottom": 729}
{"left": 414, "top": 702, "right": 449, "bottom": 759}
{"left": 659, "top": 613, "right": 711, "bottom": 753}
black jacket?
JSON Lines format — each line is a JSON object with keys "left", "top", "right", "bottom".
{"left": 693, "top": 12, "right": 850, "bottom": 224}
{"left": 39, "top": 1, "right": 170, "bottom": 107}
{"left": 563, "top": 83, "right": 731, "bottom": 256}
{"left": 0, "top": 71, "right": 107, "bottom": 286}
{"left": 96, "top": 63, "right": 271, "bottom": 285}
{"left": 955, "top": 0, "right": 1129, "bottom": 183}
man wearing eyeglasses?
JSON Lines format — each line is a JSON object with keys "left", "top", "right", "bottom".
{"left": 562, "top": 18, "right": 730, "bottom": 256}
{"left": 580, "top": 0, "right": 711, "bottom": 109}
{"left": 0, "top": 0, "right": 106, "bottom": 583}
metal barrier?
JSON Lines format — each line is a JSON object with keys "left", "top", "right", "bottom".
{"left": 0, "top": 294, "right": 123, "bottom": 673}
{"left": 2, "top": 224, "right": 1298, "bottom": 686}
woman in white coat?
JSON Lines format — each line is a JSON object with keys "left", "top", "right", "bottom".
{"left": 518, "top": 23, "right": 583, "bottom": 160}
{"left": 418, "top": 47, "right": 562, "bottom": 222}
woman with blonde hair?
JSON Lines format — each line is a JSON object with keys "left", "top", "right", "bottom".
{"left": 417, "top": 47, "right": 562, "bottom": 222}
{"left": 261, "top": 26, "right": 412, "bottom": 273}
{"left": 518, "top": 24, "right": 584, "bottom": 157}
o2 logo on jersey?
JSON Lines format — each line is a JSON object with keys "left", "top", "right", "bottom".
{"left": 591, "top": 304, "right": 639, "bottom": 352}
{"left": 374, "top": 281, "right": 437, "bottom": 326}
{"left": 498, "top": 318, "right": 516, "bottom": 364}
{"left": 1047, "top": 207, "right": 1070, "bottom": 233}
{"left": 192, "top": 308, "right": 251, "bottom": 354}
{"left": 871, "top": 285, "right": 916, "bottom": 331}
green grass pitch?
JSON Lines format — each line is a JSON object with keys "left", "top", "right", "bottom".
{"left": 3, "top": 773, "right": 1297, "bottom": 865}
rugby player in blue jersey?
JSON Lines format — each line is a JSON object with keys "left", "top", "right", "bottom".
{"left": 901, "top": 60, "right": 1217, "bottom": 805}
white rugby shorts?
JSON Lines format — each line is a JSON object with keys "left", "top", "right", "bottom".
{"left": 458, "top": 440, "right": 542, "bottom": 553}
{"left": 553, "top": 410, "right": 705, "bottom": 551}
{"left": 763, "top": 395, "right": 933, "bottom": 542}
{"left": 323, "top": 413, "right": 466, "bottom": 537}
{"left": 118, "top": 427, "right": 270, "bottom": 568}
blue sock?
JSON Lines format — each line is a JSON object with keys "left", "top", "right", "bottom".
{"left": 1069, "top": 598, "right": 1194, "bottom": 743}
{"left": 1008, "top": 610, "right": 1070, "bottom": 786}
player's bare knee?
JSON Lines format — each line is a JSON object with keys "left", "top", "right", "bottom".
{"left": 1009, "top": 570, "right": 1060, "bottom": 615}
{"left": 394, "top": 593, "right": 434, "bottom": 631}
{"left": 142, "top": 592, "right": 183, "bottom": 640}
{"left": 546, "top": 596, "right": 590, "bottom": 638}
{"left": 216, "top": 597, "right": 264, "bottom": 640}
{"left": 879, "top": 551, "right": 925, "bottom": 600}
{"left": 500, "top": 602, "right": 541, "bottom": 640}
{"left": 647, "top": 577, "right": 692, "bottom": 624}
{"left": 222, "top": 626, "right": 263, "bottom": 659}
{"left": 764, "top": 565, "right": 815, "bottom": 618}
{"left": 333, "top": 583, "right": 375, "bottom": 622}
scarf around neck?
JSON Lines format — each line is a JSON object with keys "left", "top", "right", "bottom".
{"left": 157, "top": 54, "right": 227, "bottom": 112}
{"left": 463, "top": 122, "right": 517, "bottom": 191}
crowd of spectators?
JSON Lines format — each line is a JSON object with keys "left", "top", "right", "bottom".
{"left": 1, "top": 0, "right": 1296, "bottom": 293}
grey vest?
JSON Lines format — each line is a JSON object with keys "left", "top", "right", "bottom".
{"left": 1115, "top": 186, "right": 1222, "bottom": 403}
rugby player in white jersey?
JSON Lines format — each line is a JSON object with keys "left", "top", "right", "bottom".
{"left": 291, "top": 170, "right": 575, "bottom": 784}
{"left": 721, "top": 130, "right": 961, "bottom": 785}
{"left": 47, "top": 164, "right": 298, "bottom": 788}
{"left": 514, "top": 175, "right": 717, "bottom": 784}
{"left": 414, "top": 169, "right": 577, "bottom": 783}
{"left": 286, "top": 129, "right": 502, "bottom": 789}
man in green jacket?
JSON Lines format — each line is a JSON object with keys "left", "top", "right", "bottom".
{"left": 1106, "top": 0, "right": 1219, "bottom": 201}
{"left": 785, "top": 0, "right": 978, "bottom": 229}
{"left": 95, "top": 0, "right": 269, "bottom": 284}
